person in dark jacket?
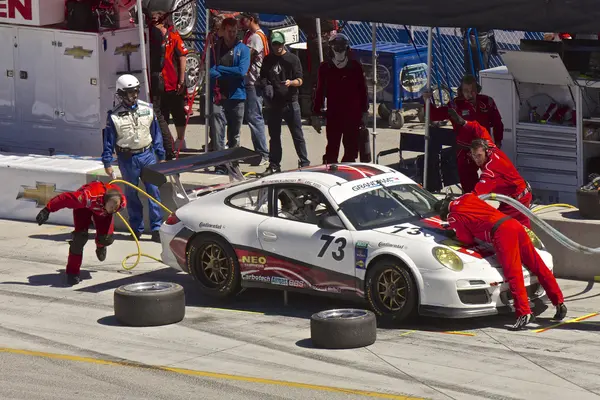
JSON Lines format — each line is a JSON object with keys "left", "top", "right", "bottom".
{"left": 312, "top": 33, "right": 369, "bottom": 164}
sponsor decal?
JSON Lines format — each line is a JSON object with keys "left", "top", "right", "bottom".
{"left": 199, "top": 222, "right": 223, "bottom": 229}
{"left": 114, "top": 42, "right": 140, "bottom": 57}
{"left": 288, "top": 279, "right": 304, "bottom": 288}
{"left": 314, "top": 285, "right": 342, "bottom": 293}
{"left": 239, "top": 255, "right": 267, "bottom": 269}
{"left": 16, "top": 182, "right": 68, "bottom": 208}
{"left": 355, "top": 241, "right": 369, "bottom": 270}
{"left": 271, "top": 276, "right": 288, "bottom": 286}
{"left": 351, "top": 176, "right": 399, "bottom": 192}
{"left": 64, "top": 46, "right": 94, "bottom": 60}
{"left": 0, "top": 0, "right": 32, "bottom": 21}
{"left": 378, "top": 242, "right": 406, "bottom": 249}
{"left": 243, "top": 274, "right": 271, "bottom": 283}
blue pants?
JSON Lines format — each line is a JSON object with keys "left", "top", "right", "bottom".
{"left": 117, "top": 150, "right": 163, "bottom": 233}
{"left": 244, "top": 85, "right": 269, "bottom": 159}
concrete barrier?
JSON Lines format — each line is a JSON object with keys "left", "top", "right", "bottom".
{"left": 531, "top": 208, "right": 600, "bottom": 281}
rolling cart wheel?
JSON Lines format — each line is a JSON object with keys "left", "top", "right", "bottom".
{"left": 378, "top": 103, "right": 391, "bottom": 121}
{"left": 389, "top": 110, "right": 404, "bottom": 130}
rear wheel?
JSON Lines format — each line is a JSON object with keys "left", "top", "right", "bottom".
{"left": 187, "top": 234, "right": 241, "bottom": 299}
{"left": 365, "top": 258, "right": 418, "bottom": 323}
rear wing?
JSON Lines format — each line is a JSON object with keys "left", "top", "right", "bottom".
{"left": 141, "top": 147, "right": 262, "bottom": 187}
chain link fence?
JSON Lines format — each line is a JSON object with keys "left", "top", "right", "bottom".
{"left": 186, "top": 1, "right": 544, "bottom": 96}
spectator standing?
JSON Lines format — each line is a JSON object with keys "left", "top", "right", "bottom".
{"left": 209, "top": 17, "right": 251, "bottom": 174}
{"left": 240, "top": 12, "right": 270, "bottom": 165}
{"left": 258, "top": 32, "right": 310, "bottom": 174}
{"left": 154, "top": 11, "right": 189, "bottom": 153}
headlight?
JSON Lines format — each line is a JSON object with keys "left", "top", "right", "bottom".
{"left": 432, "top": 246, "right": 463, "bottom": 271}
{"left": 524, "top": 227, "right": 544, "bottom": 250}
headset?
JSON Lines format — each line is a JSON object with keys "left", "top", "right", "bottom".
{"left": 470, "top": 138, "right": 493, "bottom": 158}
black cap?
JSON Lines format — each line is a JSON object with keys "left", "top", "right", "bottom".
{"left": 240, "top": 12, "right": 259, "bottom": 22}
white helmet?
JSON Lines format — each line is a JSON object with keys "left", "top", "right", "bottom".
{"left": 116, "top": 74, "right": 140, "bottom": 92}
{"left": 116, "top": 74, "right": 140, "bottom": 107}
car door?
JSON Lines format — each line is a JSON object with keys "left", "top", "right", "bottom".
{"left": 256, "top": 184, "right": 357, "bottom": 294}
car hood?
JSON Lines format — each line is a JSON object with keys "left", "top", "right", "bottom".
{"left": 372, "top": 215, "right": 499, "bottom": 264}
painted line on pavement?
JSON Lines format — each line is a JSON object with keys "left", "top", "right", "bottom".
{"left": 0, "top": 347, "right": 421, "bottom": 399}
{"left": 439, "top": 331, "right": 476, "bottom": 337}
{"left": 533, "top": 312, "right": 599, "bottom": 334}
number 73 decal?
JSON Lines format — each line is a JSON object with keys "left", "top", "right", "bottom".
{"left": 317, "top": 234, "right": 347, "bottom": 261}
{"left": 392, "top": 226, "right": 433, "bottom": 237}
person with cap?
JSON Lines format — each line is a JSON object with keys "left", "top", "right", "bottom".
{"left": 423, "top": 75, "right": 504, "bottom": 193}
{"left": 312, "top": 33, "right": 369, "bottom": 164}
{"left": 435, "top": 193, "right": 567, "bottom": 330}
{"left": 469, "top": 137, "right": 533, "bottom": 228}
{"left": 258, "top": 31, "right": 310, "bottom": 174}
{"left": 209, "top": 17, "right": 251, "bottom": 175}
{"left": 102, "top": 74, "right": 166, "bottom": 243}
{"left": 35, "top": 181, "right": 126, "bottom": 285}
{"left": 240, "top": 12, "right": 270, "bottom": 166}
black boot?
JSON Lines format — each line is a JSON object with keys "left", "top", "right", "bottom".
{"left": 553, "top": 303, "right": 567, "bottom": 320}
{"left": 96, "top": 247, "right": 107, "bottom": 262}
{"left": 130, "top": 231, "right": 142, "bottom": 241}
{"left": 66, "top": 274, "right": 81, "bottom": 286}
{"left": 510, "top": 313, "right": 535, "bottom": 331}
{"left": 151, "top": 231, "right": 161, "bottom": 243}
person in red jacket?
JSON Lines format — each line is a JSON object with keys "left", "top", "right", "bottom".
{"left": 312, "top": 33, "right": 369, "bottom": 163}
{"left": 35, "top": 181, "right": 127, "bottom": 285}
{"left": 435, "top": 193, "right": 567, "bottom": 330}
{"left": 424, "top": 75, "right": 504, "bottom": 192}
{"left": 470, "top": 138, "right": 533, "bottom": 228}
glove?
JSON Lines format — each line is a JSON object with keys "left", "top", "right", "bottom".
{"left": 311, "top": 116, "right": 322, "bottom": 133}
{"left": 36, "top": 207, "right": 50, "bottom": 226}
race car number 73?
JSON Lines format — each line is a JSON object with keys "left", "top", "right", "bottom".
{"left": 318, "top": 234, "right": 346, "bottom": 261}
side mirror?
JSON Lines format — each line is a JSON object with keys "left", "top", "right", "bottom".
{"left": 318, "top": 215, "right": 345, "bottom": 230}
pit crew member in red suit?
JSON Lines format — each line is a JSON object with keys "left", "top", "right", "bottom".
{"left": 435, "top": 193, "right": 567, "bottom": 330}
{"left": 35, "top": 182, "right": 127, "bottom": 286}
{"left": 424, "top": 75, "right": 504, "bottom": 192}
{"left": 312, "top": 33, "right": 369, "bottom": 163}
{"left": 470, "top": 138, "right": 533, "bottom": 229}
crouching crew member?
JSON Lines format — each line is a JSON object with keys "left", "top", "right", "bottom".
{"left": 470, "top": 138, "right": 533, "bottom": 228}
{"left": 36, "top": 182, "right": 126, "bottom": 285}
{"left": 435, "top": 193, "right": 567, "bottom": 330}
{"left": 424, "top": 75, "right": 504, "bottom": 192}
{"left": 102, "top": 74, "right": 166, "bottom": 242}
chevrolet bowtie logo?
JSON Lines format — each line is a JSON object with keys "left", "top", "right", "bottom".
{"left": 16, "top": 182, "right": 67, "bottom": 208}
{"left": 115, "top": 42, "right": 140, "bottom": 57}
{"left": 64, "top": 46, "right": 94, "bottom": 59}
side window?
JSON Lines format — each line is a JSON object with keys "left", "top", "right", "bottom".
{"left": 228, "top": 187, "right": 270, "bottom": 214}
{"left": 275, "top": 185, "right": 334, "bottom": 224}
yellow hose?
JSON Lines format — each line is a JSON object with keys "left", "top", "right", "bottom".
{"left": 531, "top": 203, "right": 578, "bottom": 213}
{"left": 109, "top": 179, "right": 173, "bottom": 271}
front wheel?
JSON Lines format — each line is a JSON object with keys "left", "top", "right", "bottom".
{"left": 187, "top": 234, "right": 241, "bottom": 299}
{"left": 365, "top": 258, "right": 418, "bottom": 323}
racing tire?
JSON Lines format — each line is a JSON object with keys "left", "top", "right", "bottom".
{"left": 310, "top": 309, "right": 377, "bottom": 349}
{"left": 388, "top": 110, "right": 404, "bottom": 129}
{"left": 171, "top": 0, "right": 197, "bottom": 38}
{"left": 365, "top": 258, "right": 418, "bottom": 324}
{"left": 187, "top": 234, "right": 241, "bottom": 300}
{"left": 114, "top": 282, "right": 185, "bottom": 327}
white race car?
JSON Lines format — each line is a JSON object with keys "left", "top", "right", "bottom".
{"left": 143, "top": 148, "right": 551, "bottom": 323}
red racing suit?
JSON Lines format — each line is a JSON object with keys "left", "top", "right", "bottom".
{"left": 313, "top": 59, "right": 369, "bottom": 163}
{"left": 46, "top": 182, "right": 126, "bottom": 275}
{"left": 446, "top": 193, "right": 564, "bottom": 317}
{"left": 453, "top": 121, "right": 496, "bottom": 192}
{"left": 430, "top": 95, "right": 504, "bottom": 192}
{"left": 472, "top": 147, "right": 532, "bottom": 228}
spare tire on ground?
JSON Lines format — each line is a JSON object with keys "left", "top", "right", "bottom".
{"left": 114, "top": 282, "right": 185, "bottom": 327}
{"left": 310, "top": 309, "right": 377, "bottom": 349}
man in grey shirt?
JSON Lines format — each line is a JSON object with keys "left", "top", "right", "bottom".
{"left": 240, "top": 12, "right": 270, "bottom": 165}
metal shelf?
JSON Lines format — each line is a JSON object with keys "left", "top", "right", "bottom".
{"left": 583, "top": 140, "right": 600, "bottom": 144}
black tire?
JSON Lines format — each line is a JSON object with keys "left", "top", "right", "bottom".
{"left": 187, "top": 234, "right": 241, "bottom": 299}
{"left": 388, "top": 111, "right": 404, "bottom": 129}
{"left": 365, "top": 258, "right": 418, "bottom": 324}
{"left": 114, "top": 282, "right": 185, "bottom": 327}
{"left": 310, "top": 309, "right": 377, "bottom": 349}
{"left": 377, "top": 103, "right": 391, "bottom": 121}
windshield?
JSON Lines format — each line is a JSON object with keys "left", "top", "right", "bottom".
{"left": 338, "top": 184, "right": 439, "bottom": 230}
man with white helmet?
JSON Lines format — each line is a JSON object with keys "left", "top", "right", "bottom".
{"left": 101, "top": 74, "right": 166, "bottom": 242}
{"left": 312, "top": 33, "right": 369, "bottom": 164}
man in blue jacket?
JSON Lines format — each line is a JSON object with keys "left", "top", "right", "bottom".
{"left": 209, "top": 17, "right": 251, "bottom": 174}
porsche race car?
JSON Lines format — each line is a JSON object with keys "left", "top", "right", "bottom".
{"left": 143, "top": 148, "right": 552, "bottom": 323}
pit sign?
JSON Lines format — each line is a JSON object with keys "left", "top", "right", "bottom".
{"left": 0, "top": 0, "right": 65, "bottom": 26}
{"left": 271, "top": 25, "right": 300, "bottom": 45}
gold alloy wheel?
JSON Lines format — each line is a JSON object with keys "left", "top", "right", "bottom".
{"left": 200, "top": 244, "right": 229, "bottom": 285}
{"left": 377, "top": 268, "right": 407, "bottom": 311}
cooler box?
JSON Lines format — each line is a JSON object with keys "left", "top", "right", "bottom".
{"left": 351, "top": 42, "right": 429, "bottom": 110}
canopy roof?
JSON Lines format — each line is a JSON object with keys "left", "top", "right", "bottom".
{"left": 205, "top": 0, "right": 600, "bottom": 34}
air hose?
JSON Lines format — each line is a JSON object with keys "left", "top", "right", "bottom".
{"left": 479, "top": 193, "right": 600, "bottom": 255}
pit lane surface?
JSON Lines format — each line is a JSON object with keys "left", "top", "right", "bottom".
{"left": 1, "top": 220, "right": 600, "bottom": 400}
